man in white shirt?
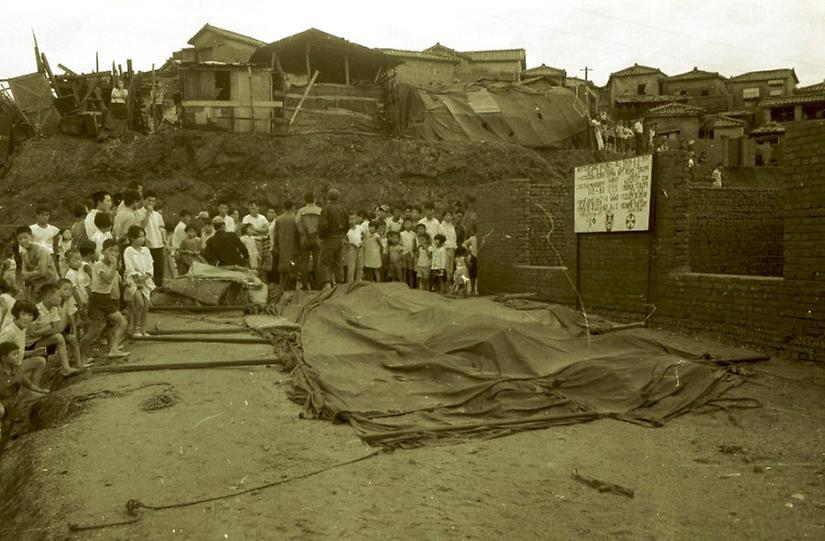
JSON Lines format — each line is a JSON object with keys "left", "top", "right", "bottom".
{"left": 417, "top": 204, "right": 441, "bottom": 240}
{"left": 633, "top": 119, "right": 644, "bottom": 155}
{"left": 386, "top": 206, "right": 403, "bottom": 233}
{"left": 84, "top": 191, "right": 113, "bottom": 240}
{"left": 30, "top": 207, "right": 60, "bottom": 255}
{"left": 217, "top": 203, "right": 236, "bottom": 233}
{"left": 242, "top": 202, "right": 270, "bottom": 238}
{"left": 171, "top": 210, "right": 192, "bottom": 251}
{"left": 142, "top": 190, "right": 167, "bottom": 285}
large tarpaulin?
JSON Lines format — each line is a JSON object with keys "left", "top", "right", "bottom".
{"left": 287, "top": 283, "right": 743, "bottom": 448}
{"left": 396, "top": 83, "right": 589, "bottom": 149}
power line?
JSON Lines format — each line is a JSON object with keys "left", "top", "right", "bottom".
{"left": 546, "top": 0, "right": 825, "bottom": 71}
{"left": 472, "top": 10, "right": 751, "bottom": 76}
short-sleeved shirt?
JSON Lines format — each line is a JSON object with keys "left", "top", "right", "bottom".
{"left": 0, "top": 322, "right": 26, "bottom": 366}
{"left": 221, "top": 215, "right": 237, "bottom": 233}
{"left": 144, "top": 210, "right": 165, "bottom": 249}
{"left": 28, "top": 302, "right": 61, "bottom": 343}
{"left": 29, "top": 223, "right": 60, "bottom": 254}
{"left": 242, "top": 214, "right": 270, "bottom": 235}
{"left": 91, "top": 231, "right": 112, "bottom": 258}
{"left": 417, "top": 218, "right": 441, "bottom": 240}
{"left": 65, "top": 268, "right": 91, "bottom": 304}
{"left": 172, "top": 222, "right": 188, "bottom": 249}
{"left": 90, "top": 260, "right": 121, "bottom": 298}
{"left": 438, "top": 223, "right": 457, "bottom": 249}
{"left": 431, "top": 246, "right": 447, "bottom": 270}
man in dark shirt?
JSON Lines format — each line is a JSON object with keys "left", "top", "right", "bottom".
{"left": 317, "top": 188, "right": 348, "bottom": 288}
{"left": 203, "top": 216, "right": 249, "bottom": 267}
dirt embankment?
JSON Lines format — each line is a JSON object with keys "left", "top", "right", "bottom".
{"left": 0, "top": 130, "right": 598, "bottom": 226}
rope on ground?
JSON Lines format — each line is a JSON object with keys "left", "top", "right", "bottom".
{"left": 534, "top": 203, "right": 591, "bottom": 346}
{"left": 67, "top": 449, "right": 385, "bottom": 533}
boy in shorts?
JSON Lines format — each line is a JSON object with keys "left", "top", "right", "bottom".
{"left": 81, "top": 239, "right": 129, "bottom": 358}
{"left": 27, "top": 283, "right": 82, "bottom": 376}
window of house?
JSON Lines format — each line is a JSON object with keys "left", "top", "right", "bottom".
{"left": 742, "top": 87, "right": 760, "bottom": 100}
{"left": 767, "top": 79, "right": 784, "bottom": 86}
{"left": 698, "top": 127, "right": 713, "bottom": 139}
{"left": 215, "top": 71, "right": 231, "bottom": 101}
{"left": 700, "top": 89, "right": 710, "bottom": 96}
{"left": 637, "top": 83, "right": 646, "bottom": 95}
{"left": 769, "top": 88, "right": 784, "bottom": 97}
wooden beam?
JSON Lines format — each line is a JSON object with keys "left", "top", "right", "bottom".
{"left": 305, "top": 43, "right": 311, "bottom": 79}
{"left": 40, "top": 53, "right": 60, "bottom": 97}
{"left": 91, "top": 357, "right": 282, "bottom": 374}
{"left": 289, "top": 70, "right": 319, "bottom": 127}
{"left": 181, "top": 100, "right": 283, "bottom": 108}
{"left": 151, "top": 305, "right": 250, "bottom": 312}
{"left": 248, "top": 65, "right": 255, "bottom": 133}
{"left": 95, "top": 51, "right": 99, "bottom": 73}
{"left": 344, "top": 55, "right": 350, "bottom": 86}
{"left": 57, "top": 64, "right": 78, "bottom": 76}
{"left": 148, "top": 327, "right": 249, "bottom": 335}
{"left": 130, "top": 335, "right": 270, "bottom": 345}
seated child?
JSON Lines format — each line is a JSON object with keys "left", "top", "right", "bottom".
{"left": 0, "top": 282, "right": 17, "bottom": 329}
{"left": 176, "top": 225, "right": 204, "bottom": 275}
{"left": 16, "top": 226, "right": 59, "bottom": 301}
{"left": 416, "top": 233, "right": 432, "bottom": 292}
{"left": 64, "top": 248, "right": 90, "bottom": 328}
{"left": 450, "top": 246, "right": 472, "bottom": 297}
{"left": 123, "top": 226, "right": 156, "bottom": 337}
{"left": 0, "top": 243, "right": 17, "bottom": 291}
{"left": 80, "top": 239, "right": 129, "bottom": 358}
{"left": 0, "top": 301, "right": 50, "bottom": 399}
{"left": 56, "top": 278, "right": 87, "bottom": 367}
{"left": 386, "top": 231, "right": 404, "bottom": 282}
{"left": 27, "top": 283, "right": 84, "bottom": 375}
{"left": 0, "top": 341, "right": 49, "bottom": 441}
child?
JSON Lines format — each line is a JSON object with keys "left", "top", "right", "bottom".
{"left": 451, "top": 246, "right": 472, "bottom": 297}
{"left": 26, "top": 283, "right": 82, "bottom": 376}
{"left": 16, "top": 226, "right": 59, "bottom": 301}
{"left": 0, "top": 282, "right": 16, "bottom": 330}
{"left": 344, "top": 213, "right": 364, "bottom": 283}
{"left": 386, "top": 231, "right": 404, "bottom": 282}
{"left": 64, "top": 249, "right": 90, "bottom": 338}
{"left": 177, "top": 225, "right": 203, "bottom": 275}
{"left": 400, "top": 218, "right": 417, "bottom": 288}
{"left": 239, "top": 224, "right": 260, "bottom": 270}
{"left": 430, "top": 233, "right": 448, "bottom": 294}
{"left": 362, "top": 221, "right": 383, "bottom": 282}
{"left": 377, "top": 222, "right": 389, "bottom": 280}
{"left": 56, "top": 278, "right": 87, "bottom": 367}
{"left": 0, "top": 341, "right": 48, "bottom": 440}
{"left": 123, "top": 226, "right": 156, "bottom": 337}
{"left": 0, "top": 243, "right": 17, "bottom": 291}
{"left": 416, "top": 233, "right": 432, "bottom": 292}
{"left": 462, "top": 226, "right": 479, "bottom": 295}
{"left": 81, "top": 239, "right": 129, "bottom": 358}
{"left": 56, "top": 229, "right": 74, "bottom": 276}
{"left": 91, "top": 212, "right": 114, "bottom": 258}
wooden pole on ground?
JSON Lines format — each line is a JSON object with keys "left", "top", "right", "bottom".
{"left": 288, "top": 70, "right": 318, "bottom": 127}
{"left": 91, "top": 357, "right": 282, "bottom": 374}
{"left": 148, "top": 327, "right": 249, "bottom": 335}
{"left": 305, "top": 43, "right": 311, "bottom": 79}
{"left": 130, "top": 335, "right": 271, "bottom": 344}
{"left": 150, "top": 305, "right": 249, "bottom": 312}
{"left": 344, "top": 55, "right": 350, "bottom": 86}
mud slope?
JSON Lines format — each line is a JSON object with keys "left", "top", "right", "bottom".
{"left": 0, "top": 131, "right": 598, "bottom": 223}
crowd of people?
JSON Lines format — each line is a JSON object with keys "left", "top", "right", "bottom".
{"left": 0, "top": 183, "right": 480, "bottom": 437}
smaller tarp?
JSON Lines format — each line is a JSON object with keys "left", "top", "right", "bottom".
{"left": 156, "top": 262, "right": 267, "bottom": 306}
{"left": 397, "top": 83, "right": 589, "bottom": 149}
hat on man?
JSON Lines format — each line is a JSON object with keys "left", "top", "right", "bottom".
{"left": 211, "top": 215, "right": 225, "bottom": 225}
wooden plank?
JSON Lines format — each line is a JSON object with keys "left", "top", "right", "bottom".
{"left": 91, "top": 357, "right": 282, "bottom": 374}
{"left": 57, "top": 64, "right": 78, "bottom": 76}
{"left": 182, "top": 100, "right": 283, "bottom": 108}
{"left": 282, "top": 93, "right": 379, "bottom": 103}
{"left": 248, "top": 65, "right": 255, "bottom": 133}
{"left": 289, "top": 70, "right": 319, "bottom": 127}
{"left": 40, "top": 53, "right": 60, "bottom": 97}
{"left": 344, "top": 55, "right": 350, "bottom": 85}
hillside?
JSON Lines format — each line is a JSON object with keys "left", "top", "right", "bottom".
{"left": 0, "top": 130, "right": 598, "bottom": 227}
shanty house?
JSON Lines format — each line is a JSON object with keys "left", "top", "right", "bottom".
{"left": 248, "top": 29, "right": 399, "bottom": 132}
{"left": 173, "top": 24, "right": 267, "bottom": 64}
{"left": 759, "top": 81, "right": 825, "bottom": 123}
{"left": 522, "top": 64, "right": 567, "bottom": 86}
{"left": 728, "top": 68, "right": 798, "bottom": 110}
{"left": 607, "top": 64, "right": 667, "bottom": 110}
{"left": 423, "top": 43, "right": 526, "bottom": 82}
{"left": 379, "top": 49, "right": 457, "bottom": 87}
{"left": 661, "top": 67, "right": 731, "bottom": 112}
{"left": 644, "top": 102, "right": 705, "bottom": 140}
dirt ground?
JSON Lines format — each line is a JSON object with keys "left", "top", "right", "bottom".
{"left": 1, "top": 310, "right": 824, "bottom": 541}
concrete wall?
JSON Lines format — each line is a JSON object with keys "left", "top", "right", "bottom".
{"left": 456, "top": 60, "right": 522, "bottom": 82}
{"left": 477, "top": 122, "right": 825, "bottom": 360}
{"left": 662, "top": 77, "right": 727, "bottom": 97}
{"left": 609, "top": 74, "right": 664, "bottom": 105}
{"left": 392, "top": 60, "right": 455, "bottom": 88}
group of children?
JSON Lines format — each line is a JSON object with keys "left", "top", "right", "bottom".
{"left": 341, "top": 203, "right": 479, "bottom": 296}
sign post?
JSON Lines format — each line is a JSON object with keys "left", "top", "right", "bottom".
{"left": 574, "top": 155, "right": 653, "bottom": 233}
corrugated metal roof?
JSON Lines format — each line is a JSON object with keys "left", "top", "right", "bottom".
{"left": 379, "top": 49, "right": 457, "bottom": 63}
{"left": 761, "top": 91, "right": 825, "bottom": 107}
{"left": 187, "top": 23, "right": 266, "bottom": 48}
{"left": 610, "top": 63, "right": 666, "bottom": 79}
{"left": 666, "top": 67, "right": 726, "bottom": 82}
{"left": 729, "top": 68, "right": 798, "bottom": 83}
{"left": 647, "top": 102, "right": 706, "bottom": 117}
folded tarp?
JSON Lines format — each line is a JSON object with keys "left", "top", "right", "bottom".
{"left": 157, "top": 262, "right": 267, "bottom": 306}
{"left": 286, "top": 282, "right": 744, "bottom": 448}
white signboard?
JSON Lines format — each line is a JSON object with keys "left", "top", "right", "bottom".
{"left": 574, "top": 155, "right": 653, "bottom": 233}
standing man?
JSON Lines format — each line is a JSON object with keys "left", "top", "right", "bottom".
{"left": 217, "top": 203, "right": 236, "bottom": 233}
{"left": 417, "top": 203, "right": 441, "bottom": 240}
{"left": 85, "top": 191, "right": 113, "bottom": 240}
{"left": 142, "top": 190, "right": 166, "bottom": 286}
{"left": 112, "top": 190, "right": 145, "bottom": 246}
{"left": 296, "top": 192, "right": 322, "bottom": 290}
{"left": 386, "top": 206, "right": 403, "bottom": 233}
{"left": 439, "top": 210, "right": 458, "bottom": 287}
{"left": 633, "top": 119, "right": 644, "bottom": 156}
{"left": 317, "top": 188, "right": 348, "bottom": 289}
{"left": 29, "top": 206, "right": 60, "bottom": 256}
{"left": 274, "top": 201, "right": 300, "bottom": 290}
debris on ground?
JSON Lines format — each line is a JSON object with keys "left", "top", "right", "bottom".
{"left": 572, "top": 469, "right": 635, "bottom": 498}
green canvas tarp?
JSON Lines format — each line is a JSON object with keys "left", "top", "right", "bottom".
{"left": 286, "top": 283, "right": 745, "bottom": 449}
{"left": 396, "top": 83, "right": 589, "bottom": 149}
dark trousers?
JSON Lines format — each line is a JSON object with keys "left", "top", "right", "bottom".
{"left": 149, "top": 247, "right": 165, "bottom": 286}
{"left": 298, "top": 235, "right": 321, "bottom": 290}
{"left": 319, "top": 236, "right": 344, "bottom": 286}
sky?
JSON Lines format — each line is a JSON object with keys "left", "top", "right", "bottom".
{"left": 1, "top": 0, "right": 824, "bottom": 87}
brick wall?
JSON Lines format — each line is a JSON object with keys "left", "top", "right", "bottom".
{"left": 478, "top": 124, "right": 825, "bottom": 361}
{"left": 689, "top": 186, "right": 784, "bottom": 276}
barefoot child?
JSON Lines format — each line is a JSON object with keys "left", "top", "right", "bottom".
{"left": 386, "top": 231, "right": 404, "bottom": 282}
{"left": 0, "top": 301, "right": 50, "bottom": 400}
{"left": 16, "top": 226, "right": 59, "bottom": 301}
{"left": 0, "top": 341, "right": 49, "bottom": 441}
{"left": 81, "top": 239, "right": 129, "bottom": 358}
{"left": 450, "top": 246, "right": 472, "bottom": 297}
{"left": 416, "top": 233, "right": 432, "bottom": 292}
{"left": 430, "top": 233, "right": 448, "bottom": 294}
{"left": 64, "top": 248, "right": 90, "bottom": 332}
{"left": 56, "top": 279, "right": 88, "bottom": 368}
{"left": 400, "top": 219, "right": 417, "bottom": 288}
{"left": 27, "top": 283, "right": 82, "bottom": 376}
{"left": 362, "top": 221, "right": 383, "bottom": 282}
{"left": 123, "top": 226, "right": 155, "bottom": 337}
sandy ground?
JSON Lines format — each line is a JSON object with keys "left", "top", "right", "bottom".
{"left": 1, "top": 311, "right": 824, "bottom": 541}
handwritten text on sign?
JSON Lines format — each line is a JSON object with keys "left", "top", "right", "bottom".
{"left": 574, "top": 155, "right": 652, "bottom": 233}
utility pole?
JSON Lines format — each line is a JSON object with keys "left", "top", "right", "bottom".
{"left": 580, "top": 66, "right": 593, "bottom": 82}
{"left": 579, "top": 67, "right": 593, "bottom": 115}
